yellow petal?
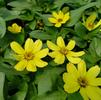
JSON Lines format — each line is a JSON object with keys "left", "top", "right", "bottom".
{"left": 48, "top": 18, "right": 57, "bottom": 23}
{"left": 14, "top": 60, "right": 27, "bottom": 71}
{"left": 10, "top": 41, "right": 25, "bottom": 54}
{"left": 35, "top": 48, "right": 49, "bottom": 58}
{"left": 52, "top": 12, "right": 58, "bottom": 18}
{"left": 47, "top": 41, "right": 60, "bottom": 50}
{"left": 66, "top": 63, "right": 78, "bottom": 76}
{"left": 89, "top": 78, "right": 101, "bottom": 86}
{"left": 35, "top": 59, "right": 48, "bottom": 68}
{"left": 66, "top": 40, "right": 76, "bottom": 50}
{"left": 95, "top": 87, "right": 101, "bottom": 96}
{"left": 48, "top": 51, "right": 58, "bottom": 58}
{"left": 86, "top": 65, "right": 100, "bottom": 79}
{"left": 55, "top": 23, "right": 62, "bottom": 27}
{"left": 64, "top": 82, "right": 80, "bottom": 93}
{"left": 79, "top": 88, "right": 89, "bottom": 100}
{"left": 54, "top": 53, "right": 65, "bottom": 64}
{"left": 33, "top": 40, "right": 42, "bottom": 53}
{"left": 26, "top": 60, "right": 37, "bottom": 72}
{"left": 8, "top": 26, "right": 13, "bottom": 32}
{"left": 63, "top": 73, "right": 78, "bottom": 84}
{"left": 78, "top": 60, "right": 86, "bottom": 77}
{"left": 58, "top": 11, "right": 64, "bottom": 18}
{"left": 24, "top": 38, "right": 34, "bottom": 52}
{"left": 62, "top": 12, "right": 70, "bottom": 23}
{"left": 86, "top": 86, "right": 101, "bottom": 100}
{"left": 94, "top": 19, "right": 101, "bottom": 29}
{"left": 67, "top": 56, "right": 81, "bottom": 64}
{"left": 69, "top": 51, "right": 85, "bottom": 57}
{"left": 57, "top": 36, "right": 65, "bottom": 48}
{"left": 12, "top": 23, "right": 18, "bottom": 27}
{"left": 85, "top": 13, "right": 96, "bottom": 26}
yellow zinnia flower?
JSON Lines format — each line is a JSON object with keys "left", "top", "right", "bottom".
{"left": 47, "top": 36, "right": 85, "bottom": 64}
{"left": 83, "top": 13, "right": 101, "bottom": 31}
{"left": 63, "top": 60, "right": 101, "bottom": 100}
{"left": 10, "top": 38, "right": 49, "bottom": 72}
{"left": 8, "top": 23, "right": 22, "bottom": 33}
{"left": 48, "top": 11, "right": 70, "bottom": 27}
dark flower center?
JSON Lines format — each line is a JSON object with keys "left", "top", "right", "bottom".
{"left": 60, "top": 48, "right": 68, "bottom": 55}
{"left": 24, "top": 52, "right": 34, "bottom": 60}
{"left": 58, "top": 18, "right": 63, "bottom": 22}
{"left": 78, "top": 77, "right": 88, "bottom": 88}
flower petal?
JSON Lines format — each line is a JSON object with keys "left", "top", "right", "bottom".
{"left": 64, "top": 82, "right": 80, "bottom": 93}
{"left": 69, "top": 51, "right": 85, "bottom": 57}
{"left": 52, "top": 12, "right": 58, "bottom": 18}
{"left": 62, "top": 12, "right": 70, "bottom": 23}
{"left": 66, "top": 40, "right": 76, "bottom": 50}
{"left": 10, "top": 41, "right": 24, "bottom": 54}
{"left": 14, "top": 60, "right": 27, "bottom": 71}
{"left": 47, "top": 41, "right": 60, "bottom": 50}
{"left": 85, "top": 13, "right": 96, "bottom": 26}
{"left": 33, "top": 40, "right": 42, "bottom": 53}
{"left": 86, "top": 86, "right": 101, "bottom": 100}
{"left": 57, "top": 36, "right": 65, "bottom": 48}
{"left": 78, "top": 60, "right": 86, "bottom": 77}
{"left": 86, "top": 65, "right": 100, "bottom": 79}
{"left": 79, "top": 88, "right": 89, "bottom": 100}
{"left": 35, "top": 48, "right": 49, "bottom": 58}
{"left": 67, "top": 56, "right": 81, "bottom": 64}
{"left": 48, "top": 18, "right": 57, "bottom": 23}
{"left": 94, "top": 19, "right": 101, "bottom": 29}
{"left": 24, "top": 38, "right": 34, "bottom": 52}
{"left": 54, "top": 53, "right": 65, "bottom": 64}
{"left": 35, "top": 59, "right": 48, "bottom": 68}
{"left": 89, "top": 78, "right": 101, "bottom": 86}
{"left": 58, "top": 11, "right": 64, "bottom": 18}
{"left": 55, "top": 23, "right": 62, "bottom": 27}
{"left": 66, "top": 63, "right": 78, "bottom": 76}
{"left": 26, "top": 60, "right": 37, "bottom": 72}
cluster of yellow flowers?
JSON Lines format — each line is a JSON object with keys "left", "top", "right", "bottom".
{"left": 9, "top": 10, "right": 101, "bottom": 100}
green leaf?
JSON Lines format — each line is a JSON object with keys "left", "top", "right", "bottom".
{"left": 0, "top": 17, "right": 6, "bottom": 38}
{"left": 67, "top": 2, "right": 98, "bottom": 26}
{"left": 36, "top": 90, "right": 67, "bottom": 100}
{"left": 35, "top": 67, "right": 64, "bottom": 95}
{"left": 68, "top": 92, "right": 83, "bottom": 100}
{"left": 8, "top": 82, "right": 28, "bottom": 100}
{"left": 29, "top": 30, "right": 53, "bottom": 40}
{"left": 74, "top": 22, "right": 87, "bottom": 39}
{"left": 0, "top": 72, "right": 5, "bottom": 100}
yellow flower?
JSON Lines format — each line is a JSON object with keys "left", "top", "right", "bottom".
{"left": 83, "top": 13, "right": 101, "bottom": 31}
{"left": 8, "top": 23, "right": 22, "bottom": 33}
{"left": 63, "top": 60, "right": 101, "bottom": 100}
{"left": 48, "top": 11, "right": 70, "bottom": 27}
{"left": 47, "top": 36, "right": 85, "bottom": 64}
{"left": 10, "top": 38, "right": 49, "bottom": 72}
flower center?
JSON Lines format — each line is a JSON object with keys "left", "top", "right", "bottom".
{"left": 60, "top": 48, "right": 68, "bottom": 55}
{"left": 24, "top": 52, "right": 34, "bottom": 60}
{"left": 58, "top": 18, "right": 63, "bottom": 22}
{"left": 88, "top": 23, "right": 94, "bottom": 29}
{"left": 78, "top": 77, "right": 88, "bottom": 88}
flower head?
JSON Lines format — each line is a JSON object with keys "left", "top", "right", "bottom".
{"left": 48, "top": 11, "right": 70, "bottom": 27}
{"left": 63, "top": 60, "right": 101, "bottom": 100}
{"left": 47, "top": 36, "right": 85, "bottom": 64}
{"left": 8, "top": 23, "right": 22, "bottom": 33}
{"left": 10, "top": 38, "right": 49, "bottom": 72}
{"left": 83, "top": 12, "right": 101, "bottom": 31}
